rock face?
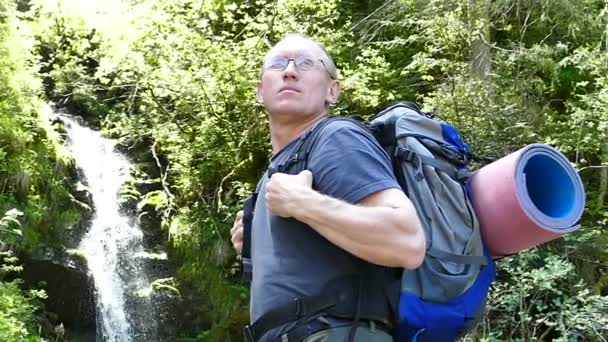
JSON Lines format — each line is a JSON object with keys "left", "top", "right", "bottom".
{"left": 65, "top": 178, "right": 95, "bottom": 249}
{"left": 123, "top": 251, "right": 182, "bottom": 340}
{"left": 23, "top": 246, "right": 96, "bottom": 337}
{"left": 124, "top": 284, "right": 182, "bottom": 340}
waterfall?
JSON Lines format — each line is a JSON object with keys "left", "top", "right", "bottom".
{"left": 60, "top": 114, "right": 158, "bottom": 341}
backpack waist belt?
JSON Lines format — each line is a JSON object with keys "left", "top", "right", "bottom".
{"left": 244, "top": 276, "right": 394, "bottom": 342}
{"left": 278, "top": 316, "right": 392, "bottom": 342}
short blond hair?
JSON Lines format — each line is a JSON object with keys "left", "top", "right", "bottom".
{"left": 261, "top": 33, "right": 339, "bottom": 80}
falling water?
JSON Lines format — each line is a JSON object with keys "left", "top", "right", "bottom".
{"left": 60, "top": 114, "right": 158, "bottom": 341}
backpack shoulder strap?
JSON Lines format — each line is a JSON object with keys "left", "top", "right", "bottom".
{"left": 241, "top": 176, "right": 264, "bottom": 282}
{"left": 269, "top": 115, "right": 362, "bottom": 177}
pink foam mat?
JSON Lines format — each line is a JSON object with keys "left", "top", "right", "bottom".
{"left": 470, "top": 144, "right": 585, "bottom": 256}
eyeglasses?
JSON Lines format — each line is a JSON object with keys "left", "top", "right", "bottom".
{"left": 263, "top": 55, "right": 335, "bottom": 79}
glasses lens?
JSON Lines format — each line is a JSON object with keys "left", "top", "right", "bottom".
{"left": 265, "top": 56, "right": 288, "bottom": 70}
{"left": 295, "top": 56, "right": 315, "bottom": 69}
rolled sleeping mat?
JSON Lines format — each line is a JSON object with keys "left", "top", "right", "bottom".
{"left": 470, "top": 143, "right": 585, "bottom": 256}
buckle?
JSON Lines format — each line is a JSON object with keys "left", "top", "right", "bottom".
{"left": 243, "top": 325, "right": 255, "bottom": 342}
{"left": 268, "top": 166, "right": 277, "bottom": 178}
{"left": 456, "top": 168, "right": 471, "bottom": 182}
{"left": 394, "top": 147, "right": 415, "bottom": 162}
{"left": 293, "top": 297, "right": 302, "bottom": 317}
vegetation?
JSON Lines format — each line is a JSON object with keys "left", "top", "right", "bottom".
{"left": 0, "top": 0, "right": 607, "bottom": 340}
{"left": 1, "top": 209, "right": 45, "bottom": 341}
{"left": 1, "top": 0, "right": 85, "bottom": 339}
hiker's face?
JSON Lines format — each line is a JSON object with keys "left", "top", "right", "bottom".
{"left": 257, "top": 37, "right": 339, "bottom": 120}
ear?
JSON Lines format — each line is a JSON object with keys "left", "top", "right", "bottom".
{"left": 325, "top": 79, "right": 341, "bottom": 106}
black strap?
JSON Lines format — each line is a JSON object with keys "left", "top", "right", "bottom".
{"left": 244, "top": 293, "right": 338, "bottom": 341}
{"left": 241, "top": 178, "right": 264, "bottom": 282}
{"left": 393, "top": 147, "right": 424, "bottom": 181}
{"left": 426, "top": 246, "right": 488, "bottom": 265}
{"left": 346, "top": 277, "right": 363, "bottom": 342}
{"left": 244, "top": 275, "right": 392, "bottom": 341}
{"left": 268, "top": 151, "right": 309, "bottom": 177}
{"left": 278, "top": 316, "right": 392, "bottom": 342}
{"left": 270, "top": 116, "right": 365, "bottom": 177}
{"left": 469, "top": 153, "right": 497, "bottom": 166}
{"left": 279, "top": 317, "right": 331, "bottom": 342}
{"left": 394, "top": 147, "right": 471, "bottom": 183}
{"left": 241, "top": 193, "right": 257, "bottom": 282}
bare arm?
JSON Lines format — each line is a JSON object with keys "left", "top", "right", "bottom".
{"left": 266, "top": 170, "right": 426, "bottom": 269}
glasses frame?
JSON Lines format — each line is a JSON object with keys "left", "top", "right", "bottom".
{"left": 263, "top": 56, "right": 335, "bottom": 80}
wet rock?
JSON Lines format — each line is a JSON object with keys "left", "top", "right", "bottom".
{"left": 138, "top": 209, "right": 163, "bottom": 248}
{"left": 118, "top": 176, "right": 161, "bottom": 217}
{"left": 150, "top": 288, "right": 182, "bottom": 339}
{"left": 124, "top": 277, "right": 182, "bottom": 340}
{"left": 135, "top": 179, "right": 162, "bottom": 195}
{"left": 63, "top": 180, "right": 94, "bottom": 248}
{"left": 64, "top": 220, "right": 92, "bottom": 250}
{"left": 73, "top": 181, "right": 94, "bottom": 210}
{"left": 23, "top": 246, "right": 96, "bottom": 337}
{"left": 122, "top": 249, "right": 180, "bottom": 340}
{"left": 118, "top": 180, "right": 140, "bottom": 215}
{"left": 133, "top": 249, "right": 176, "bottom": 280}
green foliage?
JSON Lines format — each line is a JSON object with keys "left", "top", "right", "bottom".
{"left": 16, "top": 0, "right": 608, "bottom": 339}
{"left": 466, "top": 251, "right": 608, "bottom": 341}
{"left": 1, "top": 209, "right": 25, "bottom": 279}
{"left": 360, "top": 2, "right": 608, "bottom": 340}
{"left": 0, "top": 0, "right": 84, "bottom": 249}
{"left": 0, "top": 209, "right": 24, "bottom": 242}
{"left": 0, "top": 280, "right": 44, "bottom": 342}
{"left": 0, "top": 2, "right": 88, "bottom": 339}
{"left": 150, "top": 277, "right": 180, "bottom": 297}
{"left": 0, "top": 209, "right": 45, "bottom": 341}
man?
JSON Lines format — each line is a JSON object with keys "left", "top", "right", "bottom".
{"left": 230, "top": 33, "right": 425, "bottom": 342}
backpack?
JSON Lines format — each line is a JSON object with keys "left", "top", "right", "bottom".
{"left": 367, "top": 102, "right": 496, "bottom": 341}
{"left": 241, "top": 101, "right": 496, "bottom": 342}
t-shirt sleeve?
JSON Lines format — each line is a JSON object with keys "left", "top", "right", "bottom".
{"left": 306, "top": 122, "right": 401, "bottom": 204}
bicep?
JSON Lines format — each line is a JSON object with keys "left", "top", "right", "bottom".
{"left": 357, "top": 187, "right": 424, "bottom": 248}
{"left": 357, "top": 187, "right": 410, "bottom": 209}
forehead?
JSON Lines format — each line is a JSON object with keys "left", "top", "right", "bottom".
{"left": 266, "top": 37, "right": 324, "bottom": 58}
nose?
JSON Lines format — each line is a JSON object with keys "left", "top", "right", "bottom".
{"left": 282, "top": 60, "right": 298, "bottom": 80}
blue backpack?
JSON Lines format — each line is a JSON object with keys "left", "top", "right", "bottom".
{"left": 368, "top": 102, "right": 496, "bottom": 341}
{"left": 241, "top": 102, "right": 496, "bottom": 342}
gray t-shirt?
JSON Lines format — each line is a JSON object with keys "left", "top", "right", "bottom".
{"left": 250, "top": 119, "right": 401, "bottom": 341}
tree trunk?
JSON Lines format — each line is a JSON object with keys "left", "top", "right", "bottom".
{"left": 469, "top": 0, "right": 491, "bottom": 79}
{"left": 599, "top": 1, "right": 608, "bottom": 210}
{"left": 597, "top": 128, "right": 608, "bottom": 210}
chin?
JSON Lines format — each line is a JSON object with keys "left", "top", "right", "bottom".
{"left": 267, "top": 100, "right": 325, "bottom": 120}
{"left": 270, "top": 103, "right": 309, "bottom": 117}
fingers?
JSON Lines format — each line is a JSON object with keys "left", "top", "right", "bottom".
{"left": 297, "top": 170, "right": 313, "bottom": 187}
{"left": 230, "top": 210, "right": 244, "bottom": 255}
{"left": 266, "top": 171, "right": 314, "bottom": 218}
{"left": 268, "top": 170, "right": 313, "bottom": 189}
{"left": 230, "top": 210, "right": 244, "bottom": 234}
{"left": 231, "top": 213, "right": 243, "bottom": 235}
{"left": 231, "top": 226, "right": 243, "bottom": 255}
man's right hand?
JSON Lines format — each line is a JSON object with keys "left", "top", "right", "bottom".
{"left": 230, "top": 210, "right": 244, "bottom": 256}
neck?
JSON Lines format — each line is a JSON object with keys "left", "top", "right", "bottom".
{"left": 269, "top": 111, "right": 327, "bottom": 154}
